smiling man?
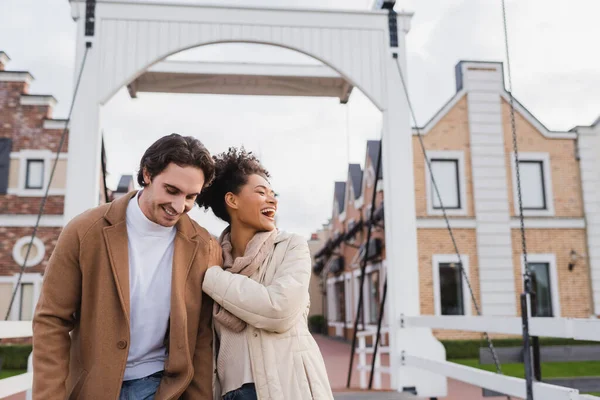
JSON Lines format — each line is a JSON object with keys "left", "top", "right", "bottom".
{"left": 32, "top": 134, "right": 222, "bottom": 400}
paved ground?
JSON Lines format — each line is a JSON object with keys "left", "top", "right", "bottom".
{"left": 334, "top": 391, "right": 416, "bottom": 399}
{"left": 314, "top": 334, "right": 513, "bottom": 400}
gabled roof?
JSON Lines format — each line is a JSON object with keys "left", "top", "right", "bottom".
{"left": 348, "top": 163, "right": 363, "bottom": 199}
{"left": 366, "top": 140, "right": 382, "bottom": 178}
{"left": 334, "top": 181, "right": 346, "bottom": 214}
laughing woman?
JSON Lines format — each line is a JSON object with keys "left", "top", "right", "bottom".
{"left": 197, "top": 148, "right": 333, "bottom": 400}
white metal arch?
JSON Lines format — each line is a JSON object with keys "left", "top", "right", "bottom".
{"left": 91, "top": 3, "right": 401, "bottom": 109}
{"left": 65, "top": 1, "right": 447, "bottom": 397}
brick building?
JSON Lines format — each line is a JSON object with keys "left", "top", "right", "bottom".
{"left": 0, "top": 51, "right": 109, "bottom": 320}
{"left": 312, "top": 60, "right": 600, "bottom": 341}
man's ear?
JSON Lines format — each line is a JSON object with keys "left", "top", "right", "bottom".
{"left": 142, "top": 168, "right": 151, "bottom": 185}
{"left": 224, "top": 192, "right": 238, "bottom": 210}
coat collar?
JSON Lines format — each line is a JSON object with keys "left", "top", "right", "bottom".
{"left": 218, "top": 226, "right": 292, "bottom": 245}
{"left": 103, "top": 190, "right": 200, "bottom": 239}
{"left": 102, "top": 190, "right": 202, "bottom": 327}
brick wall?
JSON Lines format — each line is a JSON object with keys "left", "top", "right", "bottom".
{"left": 502, "top": 100, "right": 582, "bottom": 217}
{"left": 0, "top": 195, "right": 64, "bottom": 215}
{"left": 0, "top": 226, "right": 62, "bottom": 276}
{"left": 511, "top": 228, "right": 592, "bottom": 317}
{"left": 418, "top": 228, "right": 483, "bottom": 340}
{"left": 413, "top": 96, "right": 475, "bottom": 217}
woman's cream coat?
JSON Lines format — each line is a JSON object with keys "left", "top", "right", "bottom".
{"left": 202, "top": 231, "right": 334, "bottom": 400}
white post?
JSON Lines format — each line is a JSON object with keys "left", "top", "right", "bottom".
{"left": 26, "top": 352, "right": 32, "bottom": 400}
{"left": 374, "top": 342, "right": 382, "bottom": 389}
{"left": 358, "top": 335, "right": 367, "bottom": 389}
{"left": 577, "top": 123, "right": 600, "bottom": 315}
{"left": 64, "top": 4, "right": 102, "bottom": 222}
{"left": 380, "top": 13, "right": 447, "bottom": 398}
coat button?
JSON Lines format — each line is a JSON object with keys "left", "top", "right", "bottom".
{"left": 117, "top": 340, "right": 127, "bottom": 349}
{"left": 253, "top": 333, "right": 258, "bottom": 337}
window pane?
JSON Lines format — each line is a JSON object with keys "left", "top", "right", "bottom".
{"left": 519, "top": 161, "right": 546, "bottom": 209}
{"left": 19, "top": 283, "right": 34, "bottom": 321}
{"left": 335, "top": 281, "right": 346, "bottom": 322}
{"left": 439, "top": 262, "right": 465, "bottom": 315}
{"left": 431, "top": 160, "right": 460, "bottom": 209}
{"left": 529, "top": 263, "right": 553, "bottom": 317}
{"left": 368, "top": 271, "right": 380, "bottom": 324}
{"left": 26, "top": 160, "right": 44, "bottom": 189}
{"left": 0, "top": 283, "right": 13, "bottom": 320}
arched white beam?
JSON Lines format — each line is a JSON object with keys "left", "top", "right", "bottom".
{"left": 87, "top": 1, "right": 412, "bottom": 110}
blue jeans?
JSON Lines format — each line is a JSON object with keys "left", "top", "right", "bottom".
{"left": 119, "top": 371, "right": 163, "bottom": 400}
{"left": 223, "top": 383, "right": 257, "bottom": 400}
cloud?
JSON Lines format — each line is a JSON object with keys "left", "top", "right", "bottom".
{"left": 2, "top": 0, "right": 598, "bottom": 238}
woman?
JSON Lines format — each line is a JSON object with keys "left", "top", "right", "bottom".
{"left": 197, "top": 148, "right": 334, "bottom": 400}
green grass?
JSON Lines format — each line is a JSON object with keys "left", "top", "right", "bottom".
{"left": 0, "top": 369, "right": 26, "bottom": 379}
{"left": 452, "top": 358, "right": 600, "bottom": 379}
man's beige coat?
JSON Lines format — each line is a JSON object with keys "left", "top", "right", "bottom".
{"left": 33, "top": 191, "right": 220, "bottom": 399}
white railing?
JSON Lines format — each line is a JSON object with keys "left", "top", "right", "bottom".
{"left": 0, "top": 321, "right": 33, "bottom": 399}
{"left": 404, "top": 315, "right": 600, "bottom": 341}
{"left": 354, "top": 327, "right": 390, "bottom": 389}
{"left": 401, "top": 315, "right": 600, "bottom": 400}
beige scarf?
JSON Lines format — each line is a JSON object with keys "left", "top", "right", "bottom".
{"left": 214, "top": 227, "right": 278, "bottom": 332}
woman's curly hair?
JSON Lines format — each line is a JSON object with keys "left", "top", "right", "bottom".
{"left": 196, "top": 147, "right": 270, "bottom": 223}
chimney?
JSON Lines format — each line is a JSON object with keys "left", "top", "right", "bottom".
{"left": 0, "top": 52, "right": 10, "bottom": 71}
{"left": 455, "top": 61, "right": 505, "bottom": 93}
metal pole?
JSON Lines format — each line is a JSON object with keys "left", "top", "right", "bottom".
{"left": 530, "top": 291, "right": 541, "bottom": 381}
{"left": 520, "top": 291, "right": 534, "bottom": 400}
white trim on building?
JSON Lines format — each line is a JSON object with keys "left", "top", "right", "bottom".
{"left": 0, "top": 72, "right": 33, "bottom": 84}
{"left": 12, "top": 236, "right": 45, "bottom": 268}
{"left": 20, "top": 95, "right": 57, "bottom": 107}
{"left": 43, "top": 119, "right": 69, "bottom": 130}
{"left": 9, "top": 150, "right": 68, "bottom": 197}
{"left": 0, "top": 273, "right": 44, "bottom": 321}
{"left": 0, "top": 215, "right": 64, "bottom": 227}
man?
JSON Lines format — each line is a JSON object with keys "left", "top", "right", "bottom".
{"left": 32, "top": 134, "right": 222, "bottom": 399}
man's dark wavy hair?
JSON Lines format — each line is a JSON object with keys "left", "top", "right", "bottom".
{"left": 196, "top": 147, "right": 270, "bottom": 223}
{"left": 137, "top": 133, "right": 215, "bottom": 188}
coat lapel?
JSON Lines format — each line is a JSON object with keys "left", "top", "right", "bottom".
{"left": 103, "top": 222, "right": 131, "bottom": 322}
{"left": 167, "top": 216, "right": 200, "bottom": 366}
{"left": 101, "top": 191, "right": 138, "bottom": 324}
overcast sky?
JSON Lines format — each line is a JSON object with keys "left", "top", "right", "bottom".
{"left": 1, "top": 0, "right": 599, "bottom": 237}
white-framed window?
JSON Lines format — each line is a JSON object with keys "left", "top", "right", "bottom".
{"left": 0, "top": 273, "right": 43, "bottom": 321}
{"left": 426, "top": 151, "right": 467, "bottom": 216}
{"left": 511, "top": 152, "right": 554, "bottom": 216}
{"left": 12, "top": 236, "right": 45, "bottom": 268}
{"left": 352, "top": 262, "right": 387, "bottom": 327}
{"left": 9, "top": 150, "right": 67, "bottom": 196}
{"left": 344, "top": 272, "right": 353, "bottom": 325}
{"left": 432, "top": 255, "right": 472, "bottom": 316}
{"left": 25, "top": 159, "right": 44, "bottom": 189}
{"left": 327, "top": 275, "right": 347, "bottom": 324}
{"left": 521, "top": 254, "right": 561, "bottom": 318}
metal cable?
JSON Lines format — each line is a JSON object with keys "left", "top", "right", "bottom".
{"left": 4, "top": 45, "right": 91, "bottom": 320}
{"left": 393, "top": 55, "right": 507, "bottom": 381}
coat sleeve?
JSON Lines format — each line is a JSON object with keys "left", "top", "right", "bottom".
{"left": 202, "top": 234, "right": 310, "bottom": 333}
{"left": 183, "top": 238, "right": 220, "bottom": 400}
{"left": 32, "top": 219, "right": 83, "bottom": 399}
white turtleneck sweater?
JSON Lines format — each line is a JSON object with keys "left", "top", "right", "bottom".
{"left": 124, "top": 191, "right": 176, "bottom": 381}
